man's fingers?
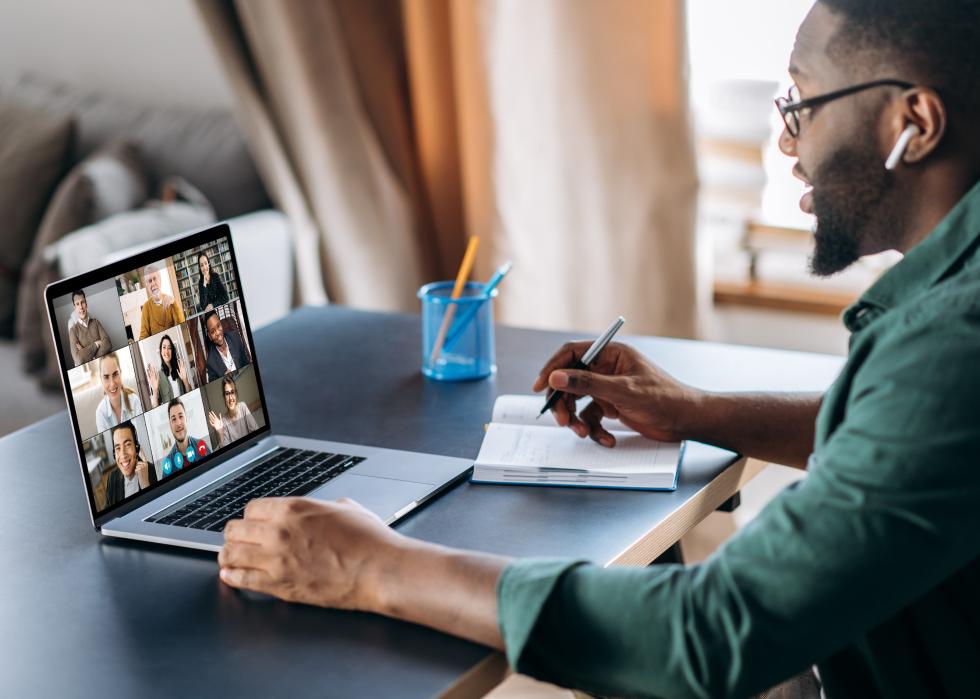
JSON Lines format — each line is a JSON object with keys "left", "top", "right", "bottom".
{"left": 532, "top": 342, "right": 594, "bottom": 392}
{"left": 223, "top": 518, "right": 275, "bottom": 545}
{"left": 219, "top": 540, "right": 271, "bottom": 569}
{"left": 242, "top": 497, "right": 286, "bottom": 520}
{"left": 549, "top": 369, "right": 626, "bottom": 401}
{"left": 219, "top": 565, "right": 276, "bottom": 593}
{"left": 593, "top": 397, "right": 620, "bottom": 419}
{"left": 580, "top": 402, "right": 615, "bottom": 447}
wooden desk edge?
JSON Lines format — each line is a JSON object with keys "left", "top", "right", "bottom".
{"left": 436, "top": 457, "right": 766, "bottom": 699}
{"left": 606, "top": 456, "right": 764, "bottom": 567}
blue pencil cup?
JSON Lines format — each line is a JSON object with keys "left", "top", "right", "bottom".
{"left": 418, "top": 281, "right": 497, "bottom": 381}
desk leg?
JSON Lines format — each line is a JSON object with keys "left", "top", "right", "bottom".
{"left": 652, "top": 542, "right": 684, "bottom": 565}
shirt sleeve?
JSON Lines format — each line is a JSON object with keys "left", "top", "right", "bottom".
{"left": 498, "top": 319, "right": 980, "bottom": 699}
{"left": 68, "top": 325, "right": 82, "bottom": 366}
{"left": 97, "top": 319, "right": 111, "bottom": 354}
{"left": 139, "top": 304, "right": 151, "bottom": 341}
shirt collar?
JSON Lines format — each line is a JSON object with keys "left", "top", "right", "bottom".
{"left": 843, "top": 179, "right": 980, "bottom": 332}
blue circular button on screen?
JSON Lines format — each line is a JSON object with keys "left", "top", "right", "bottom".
{"left": 162, "top": 458, "right": 172, "bottom": 476}
{"left": 186, "top": 446, "right": 196, "bottom": 463}
{"left": 174, "top": 453, "right": 184, "bottom": 470}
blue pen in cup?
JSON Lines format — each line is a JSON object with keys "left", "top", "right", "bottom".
{"left": 443, "top": 262, "right": 512, "bottom": 353}
{"left": 418, "top": 281, "right": 498, "bottom": 381}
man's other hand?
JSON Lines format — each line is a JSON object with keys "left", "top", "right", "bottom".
{"left": 532, "top": 341, "right": 700, "bottom": 446}
{"left": 219, "top": 497, "right": 401, "bottom": 610}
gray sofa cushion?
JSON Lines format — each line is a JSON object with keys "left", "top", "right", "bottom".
{"left": 3, "top": 74, "right": 269, "bottom": 219}
{"left": 16, "top": 140, "right": 149, "bottom": 376}
{"left": 0, "top": 99, "right": 74, "bottom": 336}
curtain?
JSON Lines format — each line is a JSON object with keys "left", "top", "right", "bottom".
{"left": 195, "top": 0, "right": 701, "bottom": 337}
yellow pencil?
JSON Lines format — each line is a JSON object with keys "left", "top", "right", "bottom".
{"left": 429, "top": 236, "right": 480, "bottom": 365}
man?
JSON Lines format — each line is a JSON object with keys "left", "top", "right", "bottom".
{"left": 104, "top": 421, "right": 156, "bottom": 508}
{"left": 138, "top": 262, "right": 185, "bottom": 340}
{"left": 67, "top": 289, "right": 111, "bottom": 367}
{"left": 203, "top": 311, "right": 249, "bottom": 382}
{"left": 218, "top": 2, "right": 980, "bottom": 697}
{"left": 165, "top": 398, "right": 210, "bottom": 471}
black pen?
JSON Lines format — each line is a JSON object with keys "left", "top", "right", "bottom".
{"left": 538, "top": 316, "right": 625, "bottom": 418}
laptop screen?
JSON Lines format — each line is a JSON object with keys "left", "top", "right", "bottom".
{"left": 47, "top": 225, "right": 269, "bottom": 521}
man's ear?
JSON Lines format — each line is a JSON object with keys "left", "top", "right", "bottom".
{"left": 891, "top": 87, "right": 946, "bottom": 165}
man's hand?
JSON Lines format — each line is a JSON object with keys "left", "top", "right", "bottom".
{"left": 75, "top": 341, "right": 83, "bottom": 352}
{"left": 136, "top": 458, "right": 150, "bottom": 488}
{"left": 533, "top": 341, "right": 701, "bottom": 447}
{"left": 219, "top": 498, "right": 404, "bottom": 610}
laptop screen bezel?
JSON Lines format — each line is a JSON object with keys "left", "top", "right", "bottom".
{"left": 44, "top": 222, "right": 273, "bottom": 529}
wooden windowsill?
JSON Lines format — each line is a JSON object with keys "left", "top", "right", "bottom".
{"left": 713, "top": 279, "right": 857, "bottom": 316}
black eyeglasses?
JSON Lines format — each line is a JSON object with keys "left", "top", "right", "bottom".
{"left": 775, "top": 79, "right": 914, "bottom": 137}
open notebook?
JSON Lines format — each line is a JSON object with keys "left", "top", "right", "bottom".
{"left": 472, "top": 394, "right": 684, "bottom": 490}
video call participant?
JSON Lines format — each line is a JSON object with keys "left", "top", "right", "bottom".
{"left": 208, "top": 376, "right": 258, "bottom": 447}
{"left": 165, "top": 398, "right": 210, "bottom": 469}
{"left": 94, "top": 352, "right": 143, "bottom": 433}
{"left": 139, "top": 262, "right": 185, "bottom": 340}
{"left": 104, "top": 421, "right": 157, "bottom": 508}
{"left": 197, "top": 252, "right": 229, "bottom": 313}
{"left": 204, "top": 311, "right": 249, "bottom": 382}
{"left": 147, "top": 334, "right": 189, "bottom": 408}
{"left": 68, "top": 290, "right": 112, "bottom": 367}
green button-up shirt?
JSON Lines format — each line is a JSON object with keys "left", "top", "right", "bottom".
{"left": 497, "top": 180, "right": 980, "bottom": 698}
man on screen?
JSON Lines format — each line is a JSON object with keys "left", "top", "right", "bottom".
{"left": 68, "top": 290, "right": 112, "bottom": 367}
{"left": 104, "top": 421, "right": 156, "bottom": 508}
{"left": 165, "top": 398, "right": 211, "bottom": 471}
{"left": 138, "top": 263, "right": 185, "bottom": 340}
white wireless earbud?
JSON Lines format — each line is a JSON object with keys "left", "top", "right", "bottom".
{"left": 884, "top": 124, "right": 920, "bottom": 170}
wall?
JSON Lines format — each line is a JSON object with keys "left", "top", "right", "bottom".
{"left": 708, "top": 305, "right": 849, "bottom": 356}
{"left": 0, "top": 0, "right": 232, "bottom": 108}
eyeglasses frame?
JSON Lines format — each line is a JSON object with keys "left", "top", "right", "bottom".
{"left": 775, "top": 79, "right": 915, "bottom": 137}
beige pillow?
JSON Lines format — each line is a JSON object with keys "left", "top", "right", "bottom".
{"left": 0, "top": 100, "right": 74, "bottom": 336}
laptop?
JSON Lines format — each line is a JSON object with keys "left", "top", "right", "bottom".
{"left": 45, "top": 222, "right": 472, "bottom": 552}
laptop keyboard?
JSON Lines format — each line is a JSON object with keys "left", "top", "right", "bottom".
{"left": 147, "top": 447, "right": 365, "bottom": 532}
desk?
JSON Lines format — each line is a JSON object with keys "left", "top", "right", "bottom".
{"left": 0, "top": 307, "right": 843, "bottom": 698}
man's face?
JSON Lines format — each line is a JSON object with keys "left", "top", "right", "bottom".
{"left": 113, "top": 428, "right": 138, "bottom": 478}
{"left": 101, "top": 357, "right": 122, "bottom": 400}
{"left": 145, "top": 269, "right": 161, "bottom": 299}
{"left": 169, "top": 405, "right": 187, "bottom": 442}
{"left": 781, "top": 3, "right": 902, "bottom": 277}
{"left": 207, "top": 316, "right": 225, "bottom": 348}
{"left": 73, "top": 295, "right": 88, "bottom": 320}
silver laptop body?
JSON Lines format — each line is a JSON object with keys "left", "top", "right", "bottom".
{"left": 45, "top": 223, "right": 471, "bottom": 552}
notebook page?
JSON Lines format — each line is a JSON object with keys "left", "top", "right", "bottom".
{"left": 491, "top": 394, "right": 630, "bottom": 432}
{"left": 476, "top": 423, "right": 679, "bottom": 474}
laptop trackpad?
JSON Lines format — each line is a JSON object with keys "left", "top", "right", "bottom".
{"left": 307, "top": 473, "right": 433, "bottom": 520}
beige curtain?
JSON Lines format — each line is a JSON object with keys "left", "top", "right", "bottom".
{"left": 195, "top": 0, "right": 701, "bottom": 336}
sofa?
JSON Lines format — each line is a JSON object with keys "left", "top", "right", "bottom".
{"left": 0, "top": 74, "right": 294, "bottom": 437}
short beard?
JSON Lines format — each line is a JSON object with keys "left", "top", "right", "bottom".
{"left": 808, "top": 143, "right": 897, "bottom": 277}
